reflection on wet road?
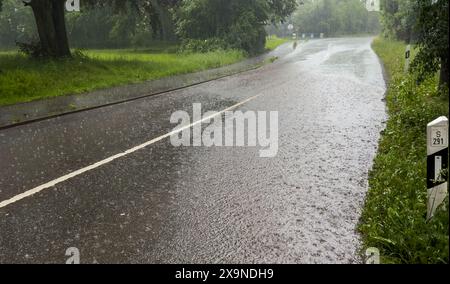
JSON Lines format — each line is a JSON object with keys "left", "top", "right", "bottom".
{"left": 0, "top": 37, "right": 386, "bottom": 263}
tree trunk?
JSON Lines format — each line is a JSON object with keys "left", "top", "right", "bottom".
{"left": 150, "top": 0, "right": 176, "bottom": 42}
{"left": 440, "top": 57, "right": 449, "bottom": 88}
{"left": 29, "top": 0, "right": 71, "bottom": 57}
{"left": 159, "top": 8, "right": 176, "bottom": 41}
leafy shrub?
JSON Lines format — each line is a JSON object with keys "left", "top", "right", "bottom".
{"left": 224, "top": 11, "right": 266, "bottom": 55}
{"left": 72, "top": 49, "right": 89, "bottom": 60}
{"left": 178, "top": 38, "right": 229, "bottom": 53}
{"left": 175, "top": 0, "right": 296, "bottom": 55}
{"left": 16, "top": 40, "right": 45, "bottom": 58}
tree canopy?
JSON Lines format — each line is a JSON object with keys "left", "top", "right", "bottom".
{"left": 379, "top": 0, "right": 449, "bottom": 87}
{"left": 412, "top": 0, "right": 449, "bottom": 87}
{"left": 293, "top": 0, "right": 381, "bottom": 36}
{"left": 0, "top": 0, "right": 298, "bottom": 56}
{"left": 176, "top": 0, "right": 298, "bottom": 54}
{"left": 379, "top": 0, "right": 418, "bottom": 41}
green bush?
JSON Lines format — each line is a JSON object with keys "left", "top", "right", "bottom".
{"left": 175, "top": 0, "right": 296, "bottom": 55}
{"left": 293, "top": 0, "right": 380, "bottom": 36}
{"left": 178, "top": 38, "right": 229, "bottom": 53}
{"left": 224, "top": 11, "right": 266, "bottom": 55}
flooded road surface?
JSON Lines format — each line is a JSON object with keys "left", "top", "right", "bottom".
{"left": 0, "top": 37, "right": 386, "bottom": 263}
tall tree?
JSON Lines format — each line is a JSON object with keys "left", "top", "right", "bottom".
{"left": 147, "top": 0, "right": 180, "bottom": 41}
{"left": 176, "top": 0, "right": 298, "bottom": 54}
{"left": 293, "top": 0, "right": 379, "bottom": 36}
{"left": 379, "top": 0, "right": 418, "bottom": 41}
{"left": 15, "top": 0, "right": 176, "bottom": 57}
{"left": 23, "top": 0, "right": 71, "bottom": 57}
{"left": 21, "top": 0, "right": 133, "bottom": 57}
{"left": 92, "top": 0, "right": 180, "bottom": 42}
{"left": 412, "top": 0, "right": 449, "bottom": 87}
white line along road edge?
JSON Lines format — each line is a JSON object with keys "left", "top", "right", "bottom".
{"left": 0, "top": 94, "right": 262, "bottom": 210}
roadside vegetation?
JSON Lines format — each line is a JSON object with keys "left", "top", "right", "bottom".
{"left": 0, "top": 48, "right": 243, "bottom": 106}
{"left": 359, "top": 37, "right": 449, "bottom": 264}
{"left": 292, "top": 0, "right": 381, "bottom": 36}
{"left": 0, "top": 0, "right": 297, "bottom": 56}
{"left": 265, "top": 36, "right": 291, "bottom": 51}
{"left": 0, "top": 0, "right": 297, "bottom": 106}
{"left": 0, "top": 36, "right": 289, "bottom": 106}
{"left": 359, "top": 0, "right": 449, "bottom": 264}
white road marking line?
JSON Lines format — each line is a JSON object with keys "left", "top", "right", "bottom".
{"left": 0, "top": 94, "right": 261, "bottom": 209}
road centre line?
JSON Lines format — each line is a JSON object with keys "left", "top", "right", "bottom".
{"left": 0, "top": 94, "right": 261, "bottom": 210}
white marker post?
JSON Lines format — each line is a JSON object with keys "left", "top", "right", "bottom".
{"left": 404, "top": 44, "right": 411, "bottom": 73}
{"left": 310, "top": 33, "right": 314, "bottom": 39}
{"left": 427, "top": 116, "right": 449, "bottom": 220}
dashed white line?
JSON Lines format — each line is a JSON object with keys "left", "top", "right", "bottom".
{"left": 0, "top": 94, "right": 261, "bottom": 209}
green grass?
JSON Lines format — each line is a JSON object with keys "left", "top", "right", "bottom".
{"left": 0, "top": 47, "right": 244, "bottom": 106}
{"left": 0, "top": 37, "right": 290, "bottom": 107}
{"left": 358, "top": 37, "right": 449, "bottom": 264}
{"left": 265, "top": 36, "right": 291, "bottom": 51}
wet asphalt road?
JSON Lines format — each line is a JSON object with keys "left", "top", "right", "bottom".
{"left": 0, "top": 37, "right": 386, "bottom": 264}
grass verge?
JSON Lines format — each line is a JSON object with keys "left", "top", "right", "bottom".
{"left": 0, "top": 37, "right": 290, "bottom": 107}
{"left": 265, "top": 36, "right": 291, "bottom": 51}
{"left": 358, "top": 37, "right": 449, "bottom": 264}
{"left": 0, "top": 48, "right": 244, "bottom": 106}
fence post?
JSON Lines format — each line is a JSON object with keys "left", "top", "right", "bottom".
{"left": 427, "top": 116, "right": 449, "bottom": 220}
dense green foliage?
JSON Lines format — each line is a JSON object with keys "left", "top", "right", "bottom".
{"left": 66, "top": 3, "right": 152, "bottom": 49}
{"left": 0, "top": 0, "right": 297, "bottom": 55}
{"left": 359, "top": 37, "right": 449, "bottom": 264}
{"left": 175, "top": 0, "right": 297, "bottom": 55}
{"left": 379, "top": 0, "right": 449, "bottom": 86}
{"left": 412, "top": 0, "right": 449, "bottom": 87}
{"left": 0, "top": 0, "right": 175, "bottom": 49}
{"left": 292, "top": 0, "right": 380, "bottom": 36}
{"left": 379, "top": 0, "right": 418, "bottom": 41}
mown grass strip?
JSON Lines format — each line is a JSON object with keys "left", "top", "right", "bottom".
{"left": 0, "top": 37, "right": 290, "bottom": 107}
{"left": 0, "top": 48, "right": 245, "bottom": 106}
